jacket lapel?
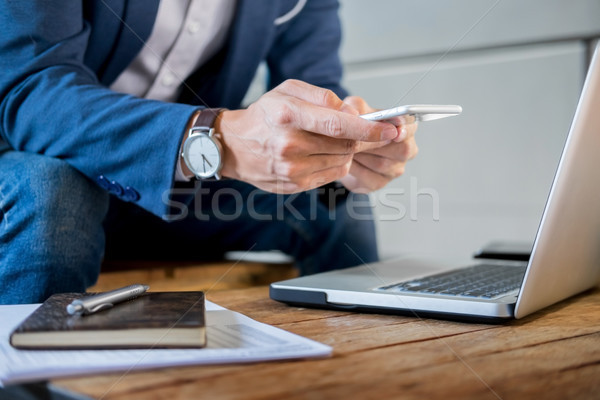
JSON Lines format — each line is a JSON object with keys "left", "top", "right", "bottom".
{"left": 84, "top": 0, "right": 126, "bottom": 81}
{"left": 98, "top": 0, "right": 160, "bottom": 85}
{"left": 180, "top": 0, "right": 281, "bottom": 108}
{"left": 216, "top": 0, "right": 279, "bottom": 107}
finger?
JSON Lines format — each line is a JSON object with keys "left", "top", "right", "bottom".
{"left": 275, "top": 161, "right": 353, "bottom": 194}
{"left": 273, "top": 79, "right": 345, "bottom": 110}
{"left": 341, "top": 161, "right": 390, "bottom": 193}
{"left": 269, "top": 80, "right": 398, "bottom": 142}
{"left": 361, "top": 137, "right": 419, "bottom": 162}
{"left": 289, "top": 97, "right": 398, "bottom": 142}
{"left": 270, "top": 130, "right": 362, "bottom": 156}
{"left": 353, "top": 122, "right": 417, "bottom": 152}
{"left": 354, "top": 124, "right": 417, "bottom": 154}
{"left": 393, "top": 121, "right": 418, "bottom": 142}
{"left": 343, "top": 96, "right": 372, "bottom": 114}
{"left": 353, "top": 153, "right": 405, "bottom": 180}
{"left": 354, "top": 139, "right": 392, "bottom": 153}
{"left": 306, "top": 162, "right": 353, "bottom": 190}
{"left": 274, "top": 154, "right": 353, "bottom": 180}
{"left": 340, "top": 101, "right": 360, "bottom": 116}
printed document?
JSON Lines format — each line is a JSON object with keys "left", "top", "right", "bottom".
{"left": 0, "top": 301, "right": 332, "bottom": 386}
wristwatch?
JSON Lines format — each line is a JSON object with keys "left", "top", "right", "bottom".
{"left": 181, "top": 108, "right": 226, "bottom": 180}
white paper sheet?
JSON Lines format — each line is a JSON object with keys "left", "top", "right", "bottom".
{"left": 0, "top": 301, "right": 331, "bottom": 386}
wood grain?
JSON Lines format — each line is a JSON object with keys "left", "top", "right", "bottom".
{"left": 53, "top": 286, "right": 600, "bottom": 400}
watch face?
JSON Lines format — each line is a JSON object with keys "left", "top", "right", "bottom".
{"left": 183, "top": 133, "right": 222, "bottom": 178}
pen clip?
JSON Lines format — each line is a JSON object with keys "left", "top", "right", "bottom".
{"left": 87, "top": 303, "right": 114, "bottom": 314}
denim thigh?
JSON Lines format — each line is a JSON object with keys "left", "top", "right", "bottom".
{"left": 0, "top": 149, "right": 109, "bottom": 304}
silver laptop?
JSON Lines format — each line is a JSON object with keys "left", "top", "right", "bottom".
{"left": 270, "top": 44, "right": 600, "bottom": 322}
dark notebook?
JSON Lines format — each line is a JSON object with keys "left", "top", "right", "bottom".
{"left": 10, "top": 291, "right": 206, "bottom": 350}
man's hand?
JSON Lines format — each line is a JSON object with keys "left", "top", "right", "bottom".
{"left": 339, "top": 96, "right": 419, "bottom": 193}
{"left": 215, "top": 80, "right": 399, "bottom": 193}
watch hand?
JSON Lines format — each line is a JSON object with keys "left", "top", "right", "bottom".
{"left": 202, "top": 155, "right": 213, "bottom": 169}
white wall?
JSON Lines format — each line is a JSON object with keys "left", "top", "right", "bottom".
{"left": 338, "top": 0, "right": 600, "bottom": 259}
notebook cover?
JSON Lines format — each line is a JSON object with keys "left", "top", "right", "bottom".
{"left": 10, "top": 291, "right": 206, "bottom": 349}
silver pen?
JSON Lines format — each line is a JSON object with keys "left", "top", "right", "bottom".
{"left": 66, "top": 284, "right": 150, "bottom": 316}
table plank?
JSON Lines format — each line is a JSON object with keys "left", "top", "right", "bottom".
{"left": 61, "top": 332, "right": 599, "bottom": 400}
{"left": 53, "top": 287, "right": 600, "bottom": 400}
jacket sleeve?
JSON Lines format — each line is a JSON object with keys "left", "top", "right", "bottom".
{"left": 0, "top": 1, "right": 199, "bottom": 218}
{"left": 266, "top": 0, "right": 348, "bottom": 99}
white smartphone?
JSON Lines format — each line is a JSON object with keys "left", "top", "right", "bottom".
{"left": 360, "top": 104, "right": 462, "bottom": 124}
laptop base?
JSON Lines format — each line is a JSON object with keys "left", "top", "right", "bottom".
{"left": 269, "top": 286, "right": 514, "bottom": 324}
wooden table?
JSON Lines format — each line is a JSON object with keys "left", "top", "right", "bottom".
{"left": 54, "top": 286, "right": 600, "bottom": 399}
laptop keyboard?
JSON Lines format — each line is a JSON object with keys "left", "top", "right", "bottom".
{"left": 379, "top": 263, "right": 527, "bottom": 299}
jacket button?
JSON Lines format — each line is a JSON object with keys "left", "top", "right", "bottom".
{"left": 109, "top": 180, "right": 124, "bottom": 196}
{"left": 96, "top": 175, "right": 111, "bottom": 190}
{"left": 123, "top": 187, "right": 140, "bottom": 202}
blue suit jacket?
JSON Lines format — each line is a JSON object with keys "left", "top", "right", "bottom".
{"left": 0, "top": 0, "right": 346, "bottom": 217}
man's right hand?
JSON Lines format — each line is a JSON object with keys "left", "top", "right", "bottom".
{"left": 215, "top": 79, "right": 398, "bottom": 193}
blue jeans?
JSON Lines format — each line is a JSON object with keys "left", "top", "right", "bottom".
{"left": 0, "top": 148, "right": 378, "bottom": 304}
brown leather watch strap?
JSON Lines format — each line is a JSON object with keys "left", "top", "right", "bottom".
{"left": 192, "top": 108, "right": 226, "bottom": 129}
